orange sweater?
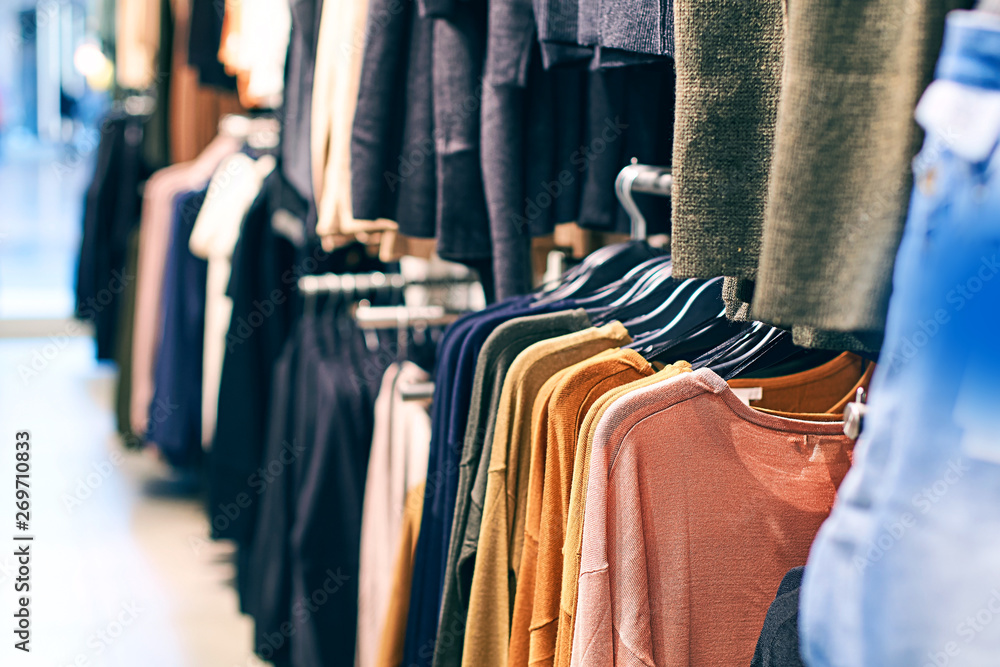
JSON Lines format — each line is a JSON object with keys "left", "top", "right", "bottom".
{"left": 511, "top": 349, "right": 656, "bottom": 667}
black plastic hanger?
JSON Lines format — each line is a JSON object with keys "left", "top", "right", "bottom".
{"left": 534, "top": 241, "right": 665, "bottom": 305}
{"left": 628, "top": 278, "right": 725, "bottom": 353}
{"left": 590, "top": 271, "right": 688, "bottom": 326}
{"left": 620, "top": 279, "right": 704, "bottom": 333}
{"left": 575, "top": 255, "right": 672, "bottom": 306}
{"left": 691, "top": 322, "right": 770, "bottom": 370}
{"left": 534, "top": 243, "right": 629, "bottom": 304}
{"left": 714, "top": 329, "right": 798, "bottom": 381}
{"left": 652, "top": 318, "right": 750, "bottom": 364}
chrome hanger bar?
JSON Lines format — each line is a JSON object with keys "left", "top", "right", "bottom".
{"left": 298, "top": 271, "right": 405, "bottom": 296}
{"left": 218, "top": 114, "right": 281, "bottom": 139}
{"left": 843, "top": 387, "right": 868, "bottom": 439}
{"left": 354, "top": 305, "right": 460, "bottom": 330}
{"left": 297, "top": 272, "right": 481, "bottom": 296}
{"left": 615, "top": 162, "right": 672, "bottom": 241}
{"left": 399, "top": 381, "right": 436, "bottom": 402}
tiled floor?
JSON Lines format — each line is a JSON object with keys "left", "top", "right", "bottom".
{"left": 0, "top": 338, "right": 263, "bottom": 666}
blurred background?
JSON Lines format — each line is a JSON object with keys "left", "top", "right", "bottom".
{"left": 0, "top": 1, "right": 259, "bottom": 664}
{"left": 0, "top": 0, "right": 108, "bottom": 320}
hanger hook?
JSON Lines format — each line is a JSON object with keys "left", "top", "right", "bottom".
{"left": 616, "top": 160, "right": 647, "bottom": 241}
{"left": 615, "top": 161, "right": 673, "bottom": 242}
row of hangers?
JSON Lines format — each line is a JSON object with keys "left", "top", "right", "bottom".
{"left": 292, "top": 162, "right": 866, "bottom": 428}
{"left": 530, "top": 246, "right": 799, "bottom": 380}
{"left": 297, "top": 271, "right": 479, "bottom": 365}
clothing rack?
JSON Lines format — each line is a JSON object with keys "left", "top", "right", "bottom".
{"left": 355, "top": 304, "right": 459, "bottom": 378}
{"left": 297, "top": 271, "right": 480, "bottom": 296}
{"left": 614, "top": 162, "right": 672, "bottom": 241}
{"left": 297, "top": 272, "right": 477, "bottom": 401}
{"left": 298, "top": 271, "right": 406, "bottom": 296}
{"left": 298, "top": 272, "right": 471, "bottom": 382}
{"left": 354, "top": 305, "right": 460, "bottom": 329}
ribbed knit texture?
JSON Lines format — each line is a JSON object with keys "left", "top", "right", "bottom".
{"left": 722, "top": 280, "right": 885, "bottom": 355}
{"left": 790, "top": 327, "right": 884, "bottom": 357}
{"left": 599, "top": 0, "right": 674, "bottom": 57}
{"left": 571, "top": 369, "right": 855, "bottom": 667}
{"left": 576, "top": 0, "right": 598, "bottom": 47}
{"left": 461, "top": 323, "right": 631, "bottom": 667}
{"left": 722, "top": 276, "right": 754, "bottom": 322}
{"left": 670, "top": 0, "right": 784, "bottom": 279}
{"left": 534, "top": 0, "right": 593, "bottom": 68}
{"left": 536, "top": 0, "right": 580, "bottom": 45}
{"left": 752, "top": 0, "right": 969, "bottom": 332}
{"left": 725, "top": 293, "right": 886, "bottom": 358}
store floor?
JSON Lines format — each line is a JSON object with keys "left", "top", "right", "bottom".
{"left": 0, "top": 337, "right": 264, "bottom": 666}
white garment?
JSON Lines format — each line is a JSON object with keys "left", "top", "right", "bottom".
{"left": 311, "top": 0, "right": 390, "bottom": 241}
{"left": 239, "top": 0, "right": 291, "bottom": 108}
{"left": 189, "top": 152, "right": 276, "bottom": 447}
{"left": 116, "top": 0, "right": 160, "bottom": 89}
{"left": 355, "top": 362, "right": 433, "bottom": 667}
{"left": 220, "top": 0, "right": 291, "bottom": 108}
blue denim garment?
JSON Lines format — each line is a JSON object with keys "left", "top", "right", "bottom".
{"left": 800, "top": 11, "right": 1000, "bottom": 667}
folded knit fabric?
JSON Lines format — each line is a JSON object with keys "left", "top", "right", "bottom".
{"left": 752, "top": 0, "right": 970, "bottom": 332}
{"left": 673, "top": 0, "right": 969, "bottom": 343}
{"left": 670, "top": 0, "right": 784, "bottom": 280}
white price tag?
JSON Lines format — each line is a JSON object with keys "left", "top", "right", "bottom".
{"left": 731, "top": 387, "right": 763, "bottom": 406}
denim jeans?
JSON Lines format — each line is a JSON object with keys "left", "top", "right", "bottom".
{"left": 800, "top": 10, "right": 1000, "bottom": 667}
